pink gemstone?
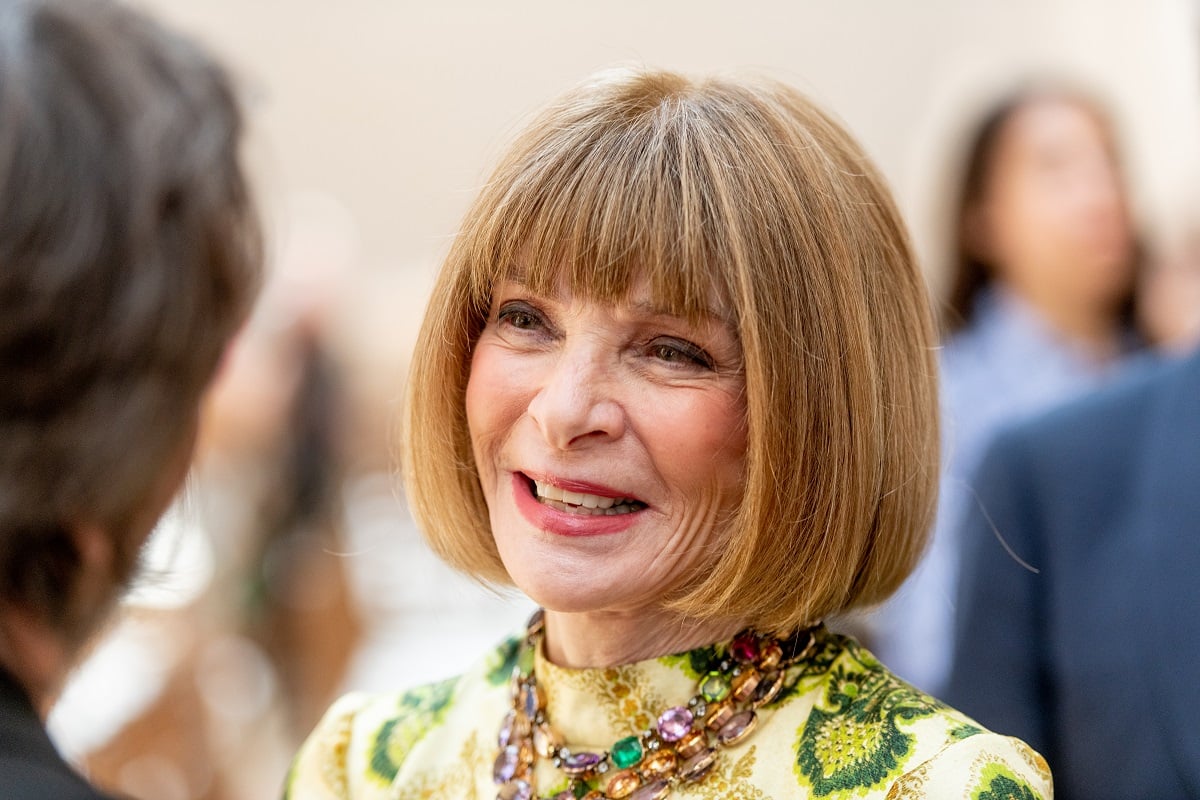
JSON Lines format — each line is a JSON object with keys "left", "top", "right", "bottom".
{"left": 551, "top": 793, "right": 575, "bottom": 800}
{"left": 656, "top": 706, "right": 694, "bottom": 742}
{"left": 731, "top": 633, "right": 759, "bottom": 663}
{"left": 493, "top": 745, "right": 520, "bottom": 784}
{"left": 716, "top": 709, "right": 757, "bottom": 745}
{"left": 629, "top": 779, "right": 671, "bottom": 800}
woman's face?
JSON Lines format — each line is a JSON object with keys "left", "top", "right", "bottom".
{"left": 975, "top": 97, "right": 1133, "bottom": 315}
{"left": 465, "top": 277, "right": 747, "bottom": 616}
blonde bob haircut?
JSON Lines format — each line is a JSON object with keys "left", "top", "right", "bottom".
{"left": 405, "top": 67, "right": 938, "bottom": 634}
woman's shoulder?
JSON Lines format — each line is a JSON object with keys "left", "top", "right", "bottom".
{"left": 885, "top": 730, "right": 1052, "bottom": 799}
{"left": 283, "top": 634, "right": 522, "bottom": 800}
{"left": 782, "top": 630, "right": 1051, "bottom": 798}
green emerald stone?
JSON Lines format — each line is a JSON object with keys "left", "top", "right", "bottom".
{"left": 700, "top": 671, "right": 731, "bottom": 702}
{"left": 611, "top": 735, "right": 644, "bottom": 769}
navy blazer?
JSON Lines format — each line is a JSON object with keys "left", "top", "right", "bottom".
{"left": 944, "top": 349, "right": 1200, "bottom": 800}
{"left": 0, "top": 668, "right": 115, "bottom": 800}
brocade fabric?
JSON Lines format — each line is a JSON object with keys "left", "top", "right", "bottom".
{"left": 285, "top": 627, "right": 1051, "bottom": 799}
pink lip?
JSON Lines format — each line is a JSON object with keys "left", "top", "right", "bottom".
{"left": 511, "top": 472, "right": 645, "bottom": 536}
{"left": 524, "top": 472, "right": 640, "bottom": 501}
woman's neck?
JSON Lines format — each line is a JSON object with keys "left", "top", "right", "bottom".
{"left": 541, "top": 608, "right": 744, "bottom": 669}
{"left": 1040, "top": 303, "right": 1124, "bottom": 361}
{"left": 995, "top": 283, "right": 1126, "bottom": 362}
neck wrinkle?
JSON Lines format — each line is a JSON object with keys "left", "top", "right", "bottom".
{"left": 541, "top": 609, "right": 743, "bottom": 669}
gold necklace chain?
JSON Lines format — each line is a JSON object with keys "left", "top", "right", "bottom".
{"left": 492, "top": 610, "right": 818, "bottom": 800}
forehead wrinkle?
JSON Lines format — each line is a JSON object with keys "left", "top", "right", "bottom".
{"left": 625, "top": 296, "right": 733, "bottom": 332}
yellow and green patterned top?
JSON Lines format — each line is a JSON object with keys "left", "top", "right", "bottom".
{"left": 284, "top": 628, "right": 1051, "bottom": 799}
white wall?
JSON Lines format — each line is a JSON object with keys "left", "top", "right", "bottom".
{"left": 134, "top": 0, "right": 1200, "bottom": 349}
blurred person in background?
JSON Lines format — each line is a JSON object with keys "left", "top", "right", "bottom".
{"left": 63, "top": 293, "right": 363, "bottom": 800}
{"left": 191, "top": 283, "right": 363, "bottom": 746}
{"left": 944, "top": 337, "right": 1200, "bottom": 799}
{"left": 0, "top": 0, "right": 260, "bottom": 797}
{"left": 871, "top": 84, "right": 1145, "bottom": 695}
{"left": 1140, "top": 224, "right": 1200, "bottom": 353}
{"left": 241, "top": 319, "right": 362, "bottom": 738}
{"left": 285, "top": 67, "right": 1051, "bottom": 800}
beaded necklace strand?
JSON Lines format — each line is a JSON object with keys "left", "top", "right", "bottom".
{"left": 492, "top": 610, "right": 818, "bottom": 800}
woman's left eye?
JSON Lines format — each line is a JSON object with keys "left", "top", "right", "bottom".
{"left": 647, "top": 338, "right": 715, "bottom": 370}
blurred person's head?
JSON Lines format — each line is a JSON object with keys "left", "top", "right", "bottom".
{"left": 1139, "top": 226, "right": 1200, "bottom": 353}
{"left": 0, "top": 0, "right": 260, "bottom": 709}
{"left": 946, "top": 87, "right": 1139, "bottom": 346}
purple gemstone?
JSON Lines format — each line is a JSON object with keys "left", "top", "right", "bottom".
{"left": 656, "top": 706, "right": 694, "bottom": 742}
{"left": 496, "top": 779, "right": 532, "bottom": 800}
{"left": 629, "top": 779, "right": 671, "bottom": 800}
{"left": 560, "top": 750, "right": 603, "bottom": 775}
{"left": 492, "top": 745, "right": 520, "bottom": 784}
{"left": 521, "top": 684, "right": 542, "bottom": 719}
{"left": 679, "top": 747, "right": 717, "bottom": 782}
{"left": 750, "top": 671, "right": 784, "bottom": 706}
{"left": 498, "top": 710, "right": 516, "bottom": 748}
{"left": 717, "top": 709, "right": 757, "bottom": 746}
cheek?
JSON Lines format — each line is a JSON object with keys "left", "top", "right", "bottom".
{"left": 993, "top": 179, "right": 1046, "bottom": 234}
{"left": 465, "top": 343, "right": 527, "bottom": 477}
{"left": 986, "top": 188, "right": 1064, "bottom": 273}
{"left": 464, "top": 351, "right": 489, "bottom": 436}
{"left": 464, "top": 350, "right": 498, "bottom": 466}
{"left": 1002, "top": 165, "right": 1093, "bottom": 239}
{"left": 651, "top": 390, "right": 747, "bottom": 493}
{"left": 710, "top": 406, "right": 749, "bottom": 488}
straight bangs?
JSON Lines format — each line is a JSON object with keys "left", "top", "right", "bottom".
{"left": 460, "top": 89, "right": 739, "bottom": 326}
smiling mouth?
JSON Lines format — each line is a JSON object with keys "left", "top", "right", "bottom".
{"left": 525, "top": 476, "right": 648, "bottom": 516}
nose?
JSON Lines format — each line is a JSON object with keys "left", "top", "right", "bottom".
{"left": 1075, "top": 165, "right": 1128, "bottom": 242}
{"left": 527, "top": 344, "right": 625, "bottom": 450}
{"left": 1072, "top": 152, "right": 1123, "bottom": 213}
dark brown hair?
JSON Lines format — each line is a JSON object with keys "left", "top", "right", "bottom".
{"left": 0, "top": 0, "right": 261, "bottom": 636}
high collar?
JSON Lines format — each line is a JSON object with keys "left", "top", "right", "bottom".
{"left": 0, "top": 663, "right": 118, "bottom": 800}
{"left": 0, "top": 662, "right": 61, "bottom": 765}
{"left": 533, "top": 635, "right": 698, "bottom": 751}
{"left": 530, "top": 626, "right": 825, "bottom": 752}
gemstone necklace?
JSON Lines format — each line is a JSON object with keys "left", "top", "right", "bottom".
{"left": 492, "top": 610, "right": 818, "bottom": 800}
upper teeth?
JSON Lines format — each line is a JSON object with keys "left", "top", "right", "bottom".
{"left": 534, "top": 480, "right": 623, "bottom": 509}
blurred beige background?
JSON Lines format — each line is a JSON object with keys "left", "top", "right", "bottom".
{"left": 138, "top": 0, "right": 1200, "bottom": 369}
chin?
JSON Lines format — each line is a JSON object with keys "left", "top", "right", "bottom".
{"left": 504, "top": 555, "right": 659, "bottom": 617}
{"left": 511, "top": 570, "right": 626, "bottom": 615}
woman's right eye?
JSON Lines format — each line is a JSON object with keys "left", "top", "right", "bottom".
{"left": 496, "top": 302, "right": 545, "bottom": 332}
